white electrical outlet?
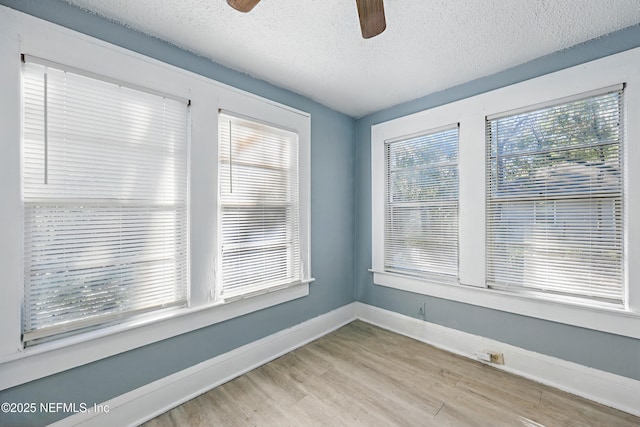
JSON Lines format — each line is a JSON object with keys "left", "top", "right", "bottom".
{"left": 417, "top": 302, "right": 426, "bottom": 320}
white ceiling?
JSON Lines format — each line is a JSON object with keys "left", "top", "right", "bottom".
{"left": 63, "top": 0, "right": 640, "bottom": 118}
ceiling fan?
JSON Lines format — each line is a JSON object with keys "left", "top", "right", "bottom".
{"left": 226, "top": 0, "right": 386, "bottom": 39}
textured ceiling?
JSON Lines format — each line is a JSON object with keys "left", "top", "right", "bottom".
{"left": 63, "top": 0, "right": 640, "bottom": 118}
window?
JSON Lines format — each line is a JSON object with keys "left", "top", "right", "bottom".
{"left": 371, "top": 46, "right": 640, "bottom": 339}
{"left": 384, "top": 126, "right": 459, "bottom": 280}
{"left": 218, "top": 112, "right": 303, "bottom": 300}
{"left": 486, "top": 87, "right": 624, "bottom": 307}
{"left": 21, "top": 57, "right": 189, "bottom": 345}
{"left": 1, "top": 10, "right": 313, "bottom": 389}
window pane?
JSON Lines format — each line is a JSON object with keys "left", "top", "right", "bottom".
{"left": 218, "top": 113, "right": 301, "bottom": 298}
{"left": 384, "top": 126, "right": 459, "bottom": 279}
{"left": 22, "top": 60, "right": 189, "bottom": 344}
{"left": 486, "top": 89, "right": 624, "bottom": 306}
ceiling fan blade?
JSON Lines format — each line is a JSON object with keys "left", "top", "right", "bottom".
{"left": 356, "top": 0, "right": 386, "bottom": 39}
{"left": 227, "top": 0, "right": 261, "bottom": 13}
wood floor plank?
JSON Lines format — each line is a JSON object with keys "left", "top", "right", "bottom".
{"left": 433, "top": 403, "right": 495, "bottom": 427}
{"left": 537, "top": 388, "right": 640, "bottom": 427}
{"left": 143, "top": 321, "right": 639, "bottom": 426}
{"left": 454, "top": 369, "right": 543, "bottom": 407}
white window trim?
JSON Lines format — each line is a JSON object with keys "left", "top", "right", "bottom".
{"left": 371, "top": 46, "right": 640, "bottom": 339}
{"left": 0, "top": 7, "right": 312, "bottom": 389}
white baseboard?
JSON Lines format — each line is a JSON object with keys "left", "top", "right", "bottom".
{"left": 53, "top": 302, "right": 640, "bottom": 426}
{"left": 50, "top": 303, "right": 356, "bottom": 427}
{"left": 353, "top": 302, "right": 640, "bottom": 417}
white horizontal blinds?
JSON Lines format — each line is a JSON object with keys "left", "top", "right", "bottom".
{"left": 22, "top": 60, "right": 189, "bottom": 344}
{"left": 219, "top": 113, "right": 300, "bottom": 299}
{"left": 486, "top": 88, "right": 624, "bottom": 305}
{"left": 384, "top": 126, "right": 459, "bottom": 279}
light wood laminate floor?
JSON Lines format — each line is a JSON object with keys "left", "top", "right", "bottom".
{"left": 144, "top": 321, "right": 639, "bottom": 426}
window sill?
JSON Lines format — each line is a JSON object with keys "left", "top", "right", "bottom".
{"left": 372, "top": 270, "right": 640, "bottom": 339}
{"left": 0, "top": 282, "right": 310, "bottom": 391}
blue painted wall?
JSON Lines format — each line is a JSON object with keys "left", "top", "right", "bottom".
{"left": 0, "top": 1, "right": 355, "bottom": 426}
{"left": 354, "top": 24, "right": 640, "bottom": 381}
